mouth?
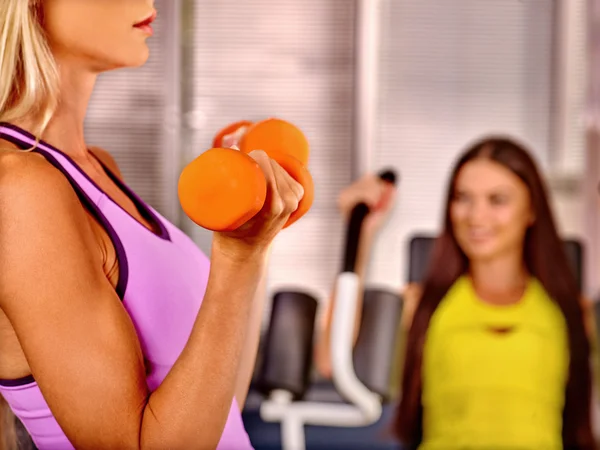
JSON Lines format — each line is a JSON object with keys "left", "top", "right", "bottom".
{"left": 466, "top": 229, "right": 494, "bottom": 243}
{"left": 134, "top": 10, "right": 157, "bottom": 30}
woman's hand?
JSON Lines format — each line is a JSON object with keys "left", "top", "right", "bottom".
{"left": 313, "top": 172, "right": 398, "bottom": 379}
{"left": 337, "top": 172, "right": 396, "bottom": 238}
{"left": 213, "top": 150, "right": 305, "bottom": 260}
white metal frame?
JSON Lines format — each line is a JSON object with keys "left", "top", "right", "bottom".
{"left": 584, "top": 0, "right": 600, "bottom": 301}
{"left": 259, "top": 4, "right": 385, "bottom": 448}
{"left": 551, "top": 0, "right": 587, "bottom": 175}
{"left": 259, "top": 273, "right": 382, "bottom": 450}
{"left": 352, "top": 0, "right": 383, "bottom": 179}
{"left": 160, "top": 0, "right": 184, "bottom": 226}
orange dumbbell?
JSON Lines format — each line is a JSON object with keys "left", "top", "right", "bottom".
{"left": 178, "top": 118, "right": 315, "bottom": 232}
{"left": 212, "top": 120, "right": 254, "bottom": 148}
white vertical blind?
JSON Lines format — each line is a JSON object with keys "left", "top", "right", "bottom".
{"left": 81, "top": 0, "right": 584, "bottom": 306}
{"left": 583, "top": 0, "right": 600, "bottom": 299}
{"left": 84, "top": 0, "right": 180, "bottom": 222}
{"left": 552, "top": 0, "right": 587, "bottom": 175}
{"left": 368, "top": 0, "right": 556, "bottom": 290}
{"left": 184, "top": 1, "right": 357, "bottom": 310}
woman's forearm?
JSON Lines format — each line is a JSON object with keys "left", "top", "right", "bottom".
{"left": 139, "top": 241, "right": 267, "bottom": 449}
{"left": 234, "top": 249, "right": 271, "bottom": 409}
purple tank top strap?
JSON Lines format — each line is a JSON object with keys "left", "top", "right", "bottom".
{"left": 0, "top": 123, "right": 129, "bottom": 299}
{"left": 0, "top": 123, "right": 104, "bottom": 205}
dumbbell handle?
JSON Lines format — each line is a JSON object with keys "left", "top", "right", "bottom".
{"left": 342, "top": 169, "right": 398, "bottom": 273}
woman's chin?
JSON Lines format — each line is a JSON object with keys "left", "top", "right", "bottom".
{"left": 462, "top": 240, "right": 500, "bottom": 262}
{"left": 128, "top": 47, "right": 151, "bottom": 68}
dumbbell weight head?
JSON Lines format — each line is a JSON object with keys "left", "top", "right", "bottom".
{"left": 178, "top": 148, "right": 267, "bottom": 231}
{"left": 240, "top": 118, "right": 310, "bottom": 166}
{"left": 179, "top": 148, "right": 314, "bottom": 231}
{"left": 212, "top": 120, "right": 254, "bottom": 148}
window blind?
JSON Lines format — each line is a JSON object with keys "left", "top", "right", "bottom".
{"left": 84, "top": 0, "right": 181, "bottom": 223}
{"left": 555, "top": 0, "right": 587, "bottom": 175}
{"left": 368, "top": 0, "right": 556, "bottom": 290}
{"left": 184, "top": 0, "right": 357, "bottom": 312}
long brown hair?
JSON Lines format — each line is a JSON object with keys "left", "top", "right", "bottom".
{"left": 0, "top": 396, "right": 17, "bottom": 450}
{"left": 395, "top": 137, "right": 594, "bottom": 449}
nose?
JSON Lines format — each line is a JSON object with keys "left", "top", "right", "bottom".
{"left": 465, "top": 198, "right": 489, "bottom": 226}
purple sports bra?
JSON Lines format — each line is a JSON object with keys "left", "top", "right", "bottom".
{"left": 0, "top": 124, "right": 253, "bottom": 450}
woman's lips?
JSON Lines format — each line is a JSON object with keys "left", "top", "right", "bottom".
{"left": 134, "top": 10, "right": 157, "bottom": 35}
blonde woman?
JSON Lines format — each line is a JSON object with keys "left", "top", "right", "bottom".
{"left": 0, "top": 1, "right": 305, "bottom": 449}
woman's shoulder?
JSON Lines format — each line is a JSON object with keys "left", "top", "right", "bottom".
{"left": 0, "top": 149, "right": 67, "bottom": 191}
{"left": 400, "top": 282, "right": 422, "bottom": 329}
{"left": 88, "top": 146, "right": 123, "bottom": 180}
{"left": 0, "top": 150, "right": 90, "bottom": 233}
{"left": 400, "top": 276, "right": 468, "bottom": 330}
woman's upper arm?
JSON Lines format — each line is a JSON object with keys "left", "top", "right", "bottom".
{"left": 580, "top": 296, "right": 597, "bottom": 346}
{"left": 401, "top": 283, "right": 422, "bottom": 331}
{"left": 0, "top": 154, "right": 148, "bottom": 449}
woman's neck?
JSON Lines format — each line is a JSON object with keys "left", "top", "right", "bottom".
{"left": 15, "top": 63, "right": 97, "bottom": 159}
{"left": 469, "top": 250, "right": 529, "bottom": 304}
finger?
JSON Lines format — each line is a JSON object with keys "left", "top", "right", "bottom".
{"left": 357, "top": 176, "right": 384, "bottom": 204}
{"left": 248, "top": 150, "right": 274, "bottom": 180}
{"left": 248, "top": 150, "right": 284, "bottom": 217}
{"left": 374, "top": 182, "right": 396, "bottom": 211}
{"left": 270, "top": 160, "right": 301, "bottom": 215}
{"left": 368, "top": 184, "right": 385, "bottom": 208}
{"left": 358, "top": 183, "right": 383, "bottom": 209}
{"left": 275, "top": 162, "right": 304, "bottom": 202}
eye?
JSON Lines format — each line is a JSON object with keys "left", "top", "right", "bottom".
{"left": 453, "top": 191, "right": 470, "bottom": 203}
{"left": 489, "top": 193, "right": 509, "bottom": 205}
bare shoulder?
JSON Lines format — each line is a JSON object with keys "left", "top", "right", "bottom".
{"left": 0, "top": 151, "right": 96, "bottom": 274}
{"left": 0, "top": 150, "right": 80, "bottom": 210}
{"left": 0, "top": 139, "right": 21, "bottom": 152}
{"left": 580, "top": 296, "right": 596, "bottom": 341}
{"left": 401, "top": 283, "right": 423, "bottom": 330}
{"left": 89, "top": 146, "right": 124, "bottom": 180}
{"left": 402, "top": 283, "right": 423, "bottom": 307}
{"left": 0, "top": 149, "right": 106, "bottom": 311}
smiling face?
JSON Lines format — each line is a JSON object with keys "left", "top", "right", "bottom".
{"left": 450, "top": 158, "right": 534, "bottom": 263}
{"left": 41, "top": 0, "right": 157, "bottom": 72}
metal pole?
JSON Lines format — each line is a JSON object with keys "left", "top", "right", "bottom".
{"left": 353, "top": 0, "right": 382, "bottom": 179}
{"left": 585, "top": 0, "right": 600, "bottom": 297}
{"left": 551, "top": 0, "right": 584, "bottom": 171}
{"left": 161, "top": 0, "right": 183, "bottom": 226}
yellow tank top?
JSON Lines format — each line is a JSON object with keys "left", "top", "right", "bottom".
{"left": 420, "top": 276, "right": 569, "bottom": 450}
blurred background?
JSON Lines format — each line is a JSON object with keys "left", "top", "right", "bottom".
{"left": 85, "top": 0, "right": 598, "bottom": 306}
{"left": 82, "top": 0, "right": 600, "bottom": 448}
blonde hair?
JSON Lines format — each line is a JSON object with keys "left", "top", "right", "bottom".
{"left": 0, "top": 0, "right": 59, "bottom": 137}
